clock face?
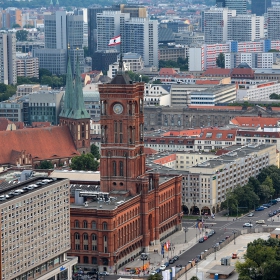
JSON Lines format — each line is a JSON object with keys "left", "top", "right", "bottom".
{"left": 113, "top": 103, "right": 123, "bottom": 114}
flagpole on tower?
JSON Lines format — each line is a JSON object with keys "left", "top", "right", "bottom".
{"left": 108, "top": 35, "right": 122, "bottom": 72}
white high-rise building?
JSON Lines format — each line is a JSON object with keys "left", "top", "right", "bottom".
{"left": 228, "top": 14, "right": 264, "bottom": 42}
{"left": 267, "top": 6, "right": 280, "bottom": 40}
{"left": 0, "top": 32, "right": 16, "bottom": 85}
{"left": 124, "top": 17, "right": 158, "bottom": 68}
{"left": 203, "top": 8, "right": 236, "bottom": 44}
{"left": 96, "top": 11, "right": 130, "bottom": 52}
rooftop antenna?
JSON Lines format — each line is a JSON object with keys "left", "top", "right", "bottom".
{"left": 119, "top": 53, "right": 123, "bottom": 72}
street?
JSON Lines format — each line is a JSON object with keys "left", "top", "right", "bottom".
{"left": 87, "top": 204, "right": 280, "bottom": 280}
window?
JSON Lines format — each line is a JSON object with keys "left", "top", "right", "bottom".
{"left": 119, "top": 161, "right": 123, "bottom": 176}
{"left": 74, "top": 220, "right": 79, "bottom": 228}
{"left": 227, "top": 134, "right": 233, "bottom": 139}
{"left": 216, "top": 133, "right": 222, "bottom": 138}
{"left": 103, "top": 222, "right": 108, "bottom": 230}
{"left": 206, "top": 133, "right": 212, "bottom": 138}
{"left": 92, "top": 221, "right": 96, "bottom": 229}
{"left": 83, "top": 221, "right": 88, "bottom": 228}
{"left": 75, "top": 233, "right": 80, "bottom": 240}
{"left": 92, "top": 257, "right": 97, "bottom": 264}
{"left": 113, "top": 161, "right": 116, "bottom": 176}
{"left": 83, "top": 233, "right": 88, "bottom": 240}
{"left": 84, "top": 256, "right": 89, "bottom": 263}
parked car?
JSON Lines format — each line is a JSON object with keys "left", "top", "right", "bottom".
{"left": 155, "top": 268, "right": 161, "bottom": 274}
{"left": 169, "top": 258, "right": 175, "bottom": 264}
{"left": 199, "top": 238, "right": 204, "bottom": 243}
{"left": 255, "top": 207, "right": 265, "bottom": 211}
{"left": 99, "top": 272, "right": 109, "bottom": 276}
{"left": 269, "top": 212, "right": 274, "bottom": 217}
{"left": 164, "top": 262, "right": 169, "bottom": 267}
{"left": 203, "top": 235, "right": 208, "bottom": 241}
{"left": 160, "top": 265, "right": 166, "bottom": 271}
{"left": 273, "top": 210, "right": 277, "bottom": 215}
{"left": 248, "top": 212, "right": 254, "bottom": 217}
{"left": 150, "top": 271, "right": 157, "bottom": 276}
{"left": 256, "top": 220, "right": 265, "bottom": 224}
{"left": 243, "top": 223, "right": 253, "bottom": 227}
{"left": 173, "top": 255, "right": 179, "bottom": 261}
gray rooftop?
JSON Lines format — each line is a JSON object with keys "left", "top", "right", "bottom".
{"left": 206, "top": 265, "right": 235, "bottom": 275}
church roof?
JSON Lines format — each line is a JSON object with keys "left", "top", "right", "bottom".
{"left": 0, "top": 126, "right": 79, "bottom": 165}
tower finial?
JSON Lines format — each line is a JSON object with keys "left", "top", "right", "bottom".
{"left": 119, "top": 53, "right": 123, "bottom": 72}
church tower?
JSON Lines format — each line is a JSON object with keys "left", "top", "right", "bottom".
{"left": 99, "top": 70, "right": 146, "bottom": 195}
{"left": 60, "top": 56, "right": 91, "bottom": 154}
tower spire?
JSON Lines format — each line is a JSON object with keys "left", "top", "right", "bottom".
{"left": 59, "top": 53, "right": 73, "bottom": 118}
{"left": 66, "top": 54, "right": 90, "bottom": 119}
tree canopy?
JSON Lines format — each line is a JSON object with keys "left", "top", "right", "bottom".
{"left": 16, "top": 30, "right": 28, "bottom": 41}
{"left": 0, "top": 83, "right": 16, "bottom": 102}
{"left": 91, "top": 144, "right": 100, "bottom": 160}
{"left": 70, "top": 153, "right": 99, "bottom": 171}
{"left": 236, "top": 238, "right": 280, "bottom": 280}
{"left": 159, "top": 57, "right": 188, "bottom": 71}
{"left": 216, "top": 53, "right": 225, "bottom": 68}
{"left": 126, "top": 71, "right": 150, "bottom": 83}
{"left": 221, "top": 165, "right": 280, "bottom": 215}
{"left": 38, "top": 160, "right": 54, "bottom": 169}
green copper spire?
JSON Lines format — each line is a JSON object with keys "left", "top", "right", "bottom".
{"left": 68, "top": 55, "right": 90, "bottom": 119}
{"left": 60, "top": 55, "right": 73, "bottom": 118}
{"left": 56, "top": 0, "right": 59, "bottom": 5}
{"left": 50, "top": 0, "right": 53, "bottom": 5}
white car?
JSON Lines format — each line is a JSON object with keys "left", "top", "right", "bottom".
{"left": 160, "top": 265, "right": 166, "bottom": 271}
{"left": 256, "top": 220, "right": 265, "bottom": 224}
{"left": 276, "top": 198, "right": 280, "bottom": 202}
{"left": 150, "top": 271, "right": 157, "bottom": 275}
{"left": 243, "top": 223, "right": 253, "bottom": 227}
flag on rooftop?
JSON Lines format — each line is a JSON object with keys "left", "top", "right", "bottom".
{"left": 108, "top": 35, "right": 121, "bottom": 46}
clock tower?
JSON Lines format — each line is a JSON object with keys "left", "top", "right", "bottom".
{"left": 99, "top": 72, "right": 146, "bottom": 195}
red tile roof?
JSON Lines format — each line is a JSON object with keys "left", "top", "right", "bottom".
{"left": 163, "top": 129, "right": 203, "bottom": 137}
{"left": 0, "top": 118, "right": 13, "bottom": 131}
{"left": 159, "top": 68, "right": 178, "bottom": 76}
{"left": 153, "top": 154, "right": 176, "bottom": 164}
{"left": 195, "top": 80, "right": 220, "bottom": 85}
{"left": 0, "top": 126, "right": 79, "bottom": 165}
{"left": 32, "top": 122, "right": 51, "bottom": 128}
{"left": 144, "top": 147, "right": 158, "bottom": 155}
{"left": 231, "top": 116, "right": 280, "bottom": 128}
{"left": 198, "top": 128, "right": 237, "bottom": 141}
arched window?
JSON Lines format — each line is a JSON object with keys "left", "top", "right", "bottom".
{"left": 84, "top": 256, "right": 89, "bottom": 263}
{"left": 113, "top": 161, "right": 116, "bottom": 176}
{"left": 83, "top": 220, "right": 88, "bottom": 228}
{"left": 92, "top": 221, "right": 96, "bottom": 229}
{"left": 103, "top": 222, "right": 108, "bottom": 230}
{"left": 83, "top": 233, "right": 88, "bottom": 240}
{"left": 92, "top": 257, "right": 97, "bottom": 264}
{"left": 92, "top": 234, "right": 97, "bottom": 251}
{"left": 119, "top": 161, "right": 123, "bottom": 176}
{"left": 74, "top": 220, "right": 80, "bottom": 228}
{"left": 75, "top": 233, "right": 80, "bottom": 240}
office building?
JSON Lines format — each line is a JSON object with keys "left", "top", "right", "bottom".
{"left": 34, "top": 11, "right": 84, "bottom": 74}
{"left": 124, "top": 17, "right": 159, "bottom": 67}
{"left": 0, "top": 177, "right": 77, "bottom": 280}
{"left": 16, "top": 55, "right": 39, "bottom": 79}
{"left": 203, "top": 8, "right": 236, "bottom": 44}
{"left": 228, "top": 15, "right": 264, "bottom": 42}
{"left": 92, "top": 50, "right": 119, "bottom": 72}
{"left": 0, "top": 8, "right": 22, "bottom": 28}
{"left": 96, "top": 11, "right": 130, "bottom": 52}
{"left": 0, "top": 32, "right": 16, "bottom": 85}
{"left": 251, "top": 0, "right": 271, "bottom": 16}
{"left": 16, "top": 84, "right": 41, "bottom": 97}
{"left": 216, "top": 0, "right": 247, "bottom": 15}
{"left": 268, "top": 7, "right": 280, "bottom": 40}
{"left": 33, "top": 48, "right": 67, "bottom": 75}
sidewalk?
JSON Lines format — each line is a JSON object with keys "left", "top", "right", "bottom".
{"left": 178, "top": 232, "right": 270, "bottom": 280}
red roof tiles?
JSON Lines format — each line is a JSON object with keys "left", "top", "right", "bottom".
{"left": 203, "top": 69, "right": 231, "bottom": 77}
{"left": 231, "top": 116, "right": 280, "bottom": 128}
{"left": 0, "top": 126, "right": 79, "bottom": 165}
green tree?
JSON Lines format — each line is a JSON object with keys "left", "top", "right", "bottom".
{"left": 270, "top": 93, "right": 280, "bottom": 99}
{"left": 268, "top": 49, "right": 280, "bottom": 52}
{"left": 216, "top": 52, "right": 225, "bottom": 68}
{"left": 39, "top": 68, "right": 52, "bottom": 81}
{"left": 147, "top": 274, "right": 162, "bottom": 280}
{"left": 38, "top": 160, "right": 54, "bottom": 169}
{"left": 189, "top": 277, "right": 200, "bottom": 280}
{"left": 83, "top": 46, "right": 90, "bottom": 57}
{"left": 152, "top": 79, "right": 162, "bottom": 84}
{"left": 16, "top": 30, "right": 28, "bottom": 41}
{"left": 12, "top": 23, "right": 21, "bottom": 28}
{"left": 70, "top": 153, "right": 99, "bottom": 171}
{"left": 126, "top": 71, "right": 150, "bottom": 83}
{"left": 90, "top": 144, "right": 100, "bottom": 160}
{"left": 263, "top": 261, "right": 280, "bottom": 280}
{"left": 41, "top": 75, "right": 53, "bottom": 86}
{"left": 0, "top": 83, "right": 7, "bottom": 93}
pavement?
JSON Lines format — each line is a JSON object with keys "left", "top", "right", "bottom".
{"left": 180, "top": 232, "right": 270, "bottom": 280}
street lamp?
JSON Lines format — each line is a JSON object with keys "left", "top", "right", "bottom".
{"left": 214, "top": 245, "right": 217, "bottom": 260}
{"left": 142, "top": 258, "right": 145, "bottom": 275}
{"left": 233, "top": 230, "right": 236, "bottom": 245}
{"left": 184, "top": 227, "right": 188, "bottom": 243}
